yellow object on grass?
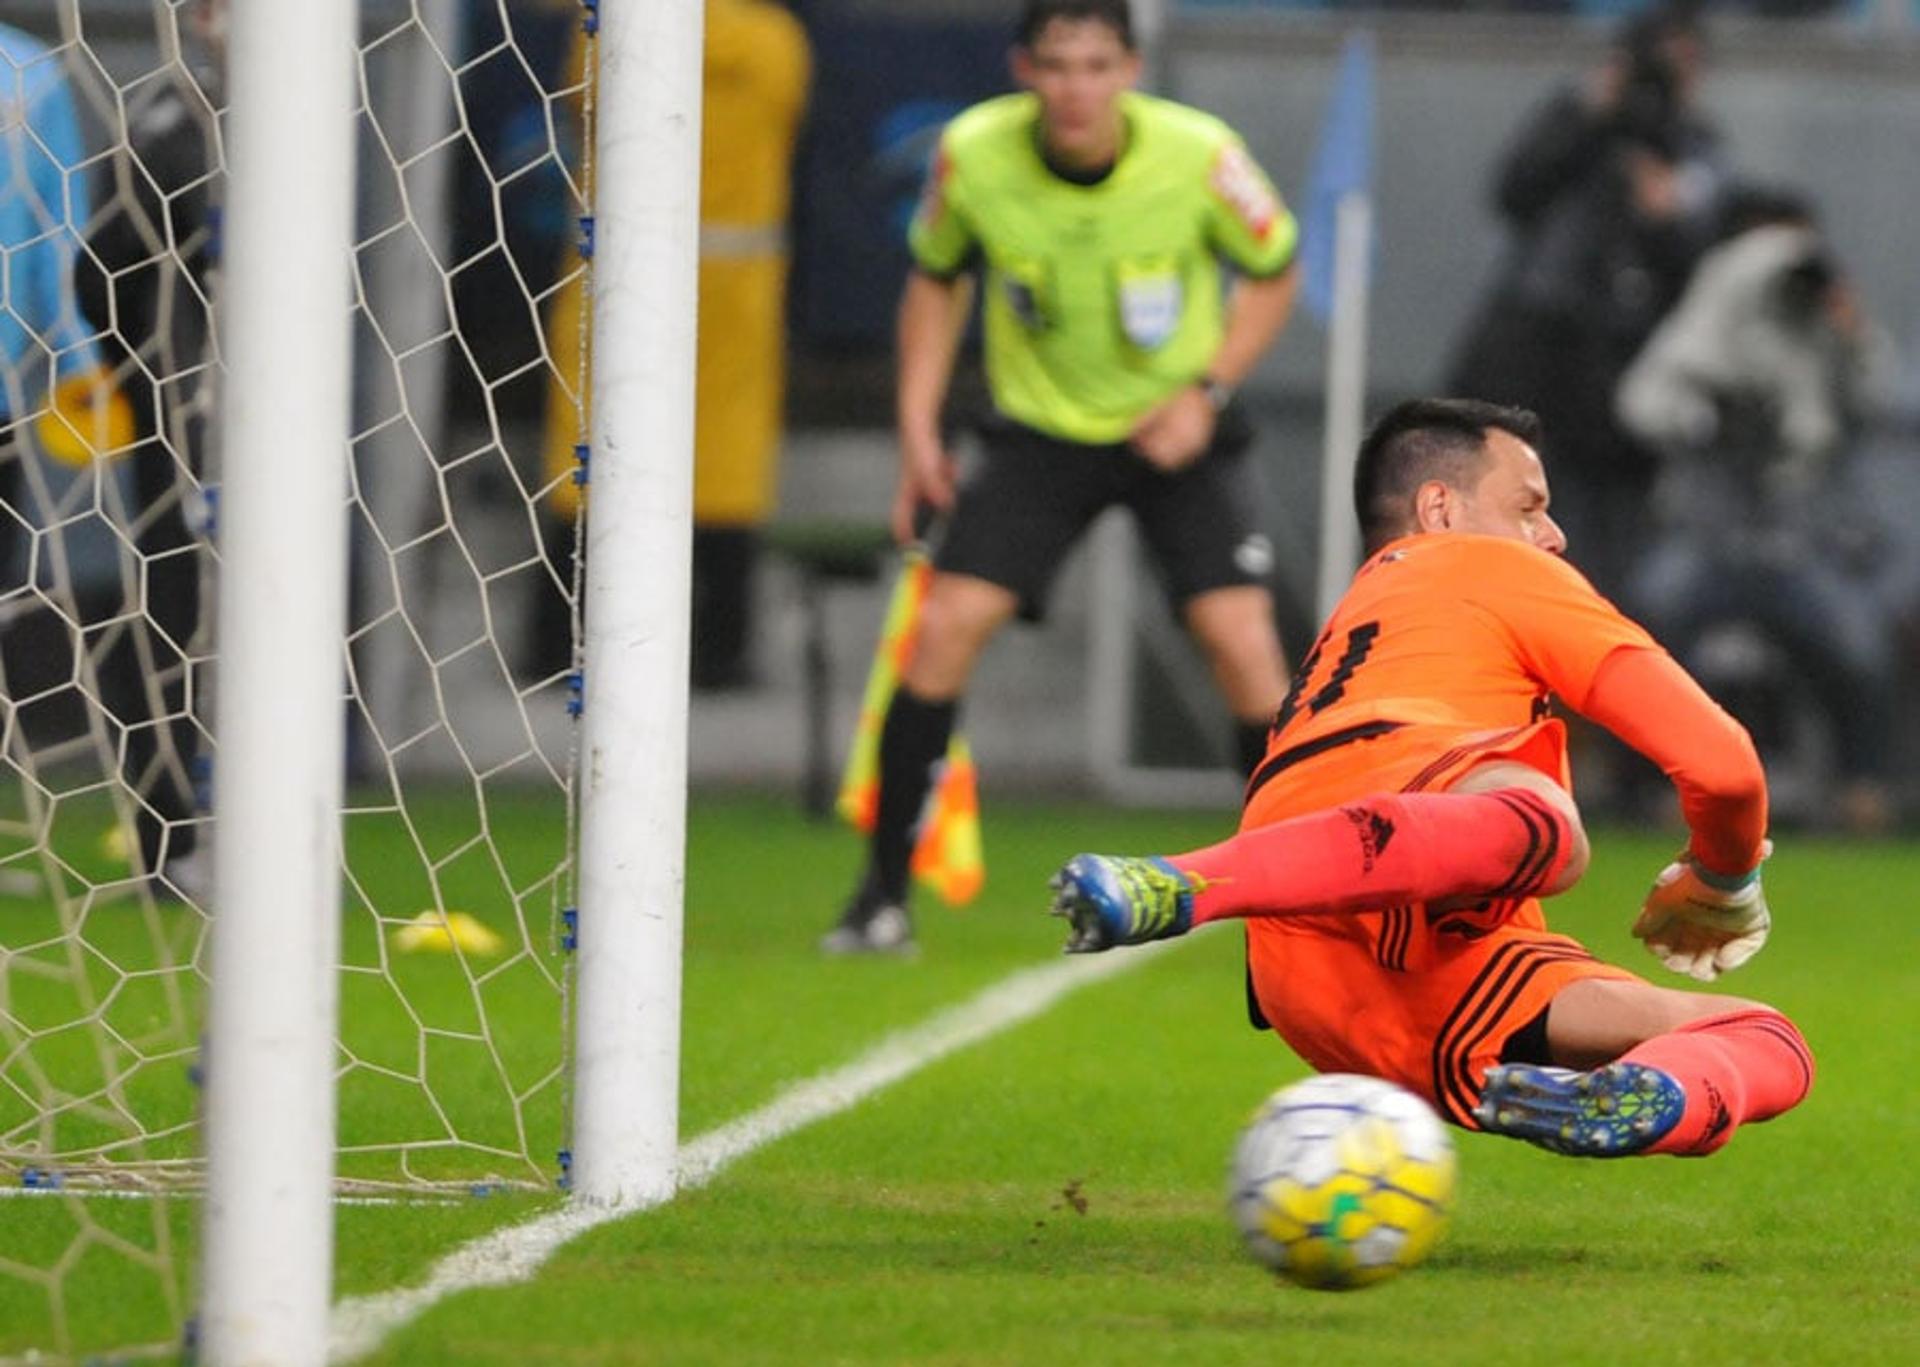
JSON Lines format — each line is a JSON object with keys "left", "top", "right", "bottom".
{"left": 35, "top": 366, "right": 136, "bottom": 466}
{"left": 837, "top": 548, "right": 985, "bottom": 907}
{"left": 392, "top": 910, "right": 505, "bottom": 957}
{"left": 97, "top": 825, "right": 133, "bottom": 865}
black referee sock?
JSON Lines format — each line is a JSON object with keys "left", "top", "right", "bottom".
{"left": 1234, "top": 720, "right": 1271, "bottom": 780}
{"left": 869, "top": 687, "right": 959, "bottom": 905}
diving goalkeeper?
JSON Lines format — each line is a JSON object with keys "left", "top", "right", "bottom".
{"left": 1050, "top": 398, "right": 1813, "bottom": 1159}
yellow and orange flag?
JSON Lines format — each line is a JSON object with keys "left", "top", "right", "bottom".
{"left": 836, "top": 548, "right": 984, "bottom": 906}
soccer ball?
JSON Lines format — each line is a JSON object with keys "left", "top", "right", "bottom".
{"left": 1226, "top": 1073, "right": 1456, "bottom": 1290}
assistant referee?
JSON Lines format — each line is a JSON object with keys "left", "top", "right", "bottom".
{"left": 826, "top": 0, "right": 1301, "bottom": 954}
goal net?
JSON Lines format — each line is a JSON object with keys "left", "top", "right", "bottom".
{"left": 2, "top": 0, "right": 592, "bottom": 1356}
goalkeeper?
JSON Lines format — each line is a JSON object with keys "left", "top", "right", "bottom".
{"left": 826, "top": 0, "right": 1299, "bottom": 953}
{"left": 1051, "top": 398, "right": 1813, "bottom": 1159}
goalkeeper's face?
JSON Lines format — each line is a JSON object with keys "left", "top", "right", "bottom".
{"left": 1012, "top": 18, "right": 1142, "bottom": 169}
{"left": 1420, "top": 431, "right": 1568, "bottom": 556}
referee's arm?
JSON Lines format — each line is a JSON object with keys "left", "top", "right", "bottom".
{"left": 1132, "top": 262, "right": 1298, "bottom": 472}
{"left": 892, "top": 269, "right": 978, "bottom": 544}
{"left": 1209, "top": 263, "right": 1299, "bottom": 394}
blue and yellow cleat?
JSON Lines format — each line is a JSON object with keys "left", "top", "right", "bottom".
{"left": 1473, "top": 1061, "right": 1686, "bottom": 1157}
{"left": 1048, "top": 854, "right": 1195, "bottom": 954}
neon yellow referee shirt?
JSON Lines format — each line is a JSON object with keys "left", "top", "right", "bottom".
{"left": 909, "top": 91, "right": 1298, "bottom": 446}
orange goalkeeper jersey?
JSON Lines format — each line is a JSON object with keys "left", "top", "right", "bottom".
{"left": 1245, "top": 532, "right": 1765, "bottom": 874}
{"left": 1236, "top": 533, "right": 1765, "bottom": 1113}
{"left": 1259, "top": 533, "right": 1655, "bottom": 755}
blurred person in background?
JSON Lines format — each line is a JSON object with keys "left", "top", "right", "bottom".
{"left": 1446, "top": 0, "right": 1723, "bottom": 600}
{"left": 537, "top": 0, "right": 810, "bottom": 691}
{"left": 1615, "top": 185, "right": 1902, "bottom": 833}
{"left": 823, "top": 0, "right": 1300, "bottom": 954}
{"left": 2, "top": 20, "right": 98, "bottom": 540}
{"left": 67, "top": 0, "right": 226, "bottom": 900}
{"left": 686, "top": 0, "right": 811, "bottom": 691}
{"left": 0, "top": 21, "right": 110, "bottom": 885}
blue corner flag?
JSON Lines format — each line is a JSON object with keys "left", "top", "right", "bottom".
{"left": 1300, "top": 32, "right": 1376, "bottom": 325}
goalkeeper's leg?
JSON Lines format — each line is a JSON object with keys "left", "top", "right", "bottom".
{"left": 1616, "top": 1004, "right": 1814, "bottom": 1156}
{"left": 1052, "top": 763, "right": 1587, "bottom": 951}
{"left": 1478, "top": 980, "right": 1813, "bottom": 1157}
{"left": 1182, "top": 768, "right": 1585, "bottom": 921}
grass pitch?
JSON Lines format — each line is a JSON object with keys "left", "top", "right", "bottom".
{"left": 5, "top": 791, "right": 1919, "bottom": 1363}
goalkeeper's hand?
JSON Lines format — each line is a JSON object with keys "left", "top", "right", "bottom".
{"left": 1631, "top": 842, "right": 1772, "bottom": 982}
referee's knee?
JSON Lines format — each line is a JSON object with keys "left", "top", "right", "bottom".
{"left": 902, "top": 574, "right": 1018, "bottom": 696}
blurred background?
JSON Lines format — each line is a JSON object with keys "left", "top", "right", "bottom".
{"left": 13, "top": 0, "right": 1920, "bottom": 837}
{"left": 752, "top": 0, "right": 1920, "bottom": 835}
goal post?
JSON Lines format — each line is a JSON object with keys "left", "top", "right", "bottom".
{"left": 197, "top": 0, "right": 358, "bottom": 1362}
{"left": 568, "top": 0, "right": 702, "bottom": 1210}
{"left": 2, "top": 0, "right": 689, "bottom": 1354}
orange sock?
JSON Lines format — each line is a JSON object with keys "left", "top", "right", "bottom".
{"left": 1174, "top": 788, "right": 1573, "bottom": 926}
{"left": 1623, "top": 1009, "right": 1814, "bottom": 1156}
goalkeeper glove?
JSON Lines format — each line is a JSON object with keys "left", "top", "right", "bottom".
{"left": 1631, "top": 843, "right": 1772, "bottom": 982}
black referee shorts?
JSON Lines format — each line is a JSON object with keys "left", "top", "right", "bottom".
{"left": 933, "top": 411, "right": 1274, "bottom": 622}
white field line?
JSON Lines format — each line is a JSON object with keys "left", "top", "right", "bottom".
{"left": 325, "top": 941, "right": 1176, "bottom": 1364}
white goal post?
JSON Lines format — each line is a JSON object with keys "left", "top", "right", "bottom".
{"left": 569, "top": 0, "right": 701, "bottom": 1210}
{"left": 196, "top": 0, "right": 358, "bottom": 1361}
{"left": 193, "top": 0, "right": 704, "bottom": 1360}
{"left": 0, "top": 0, "right": 699, "bottom": 1361}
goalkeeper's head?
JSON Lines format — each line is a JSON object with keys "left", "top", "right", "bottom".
{"left": 1354, "top": 398, "right": 1566, "bottom": 558}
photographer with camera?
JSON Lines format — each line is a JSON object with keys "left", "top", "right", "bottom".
{"left": 1615, "top": 186, "right": 1902, "bottom": 833}
{"left": 1445, "top": 1, "right": 1722, "bottom": 600}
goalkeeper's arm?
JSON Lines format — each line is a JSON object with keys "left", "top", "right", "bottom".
{"left": 1579, "top": 645, "right": 1768, "bottom": 879}
{"left": 1578, "top": 645, "right": 1773, "bottom": 980}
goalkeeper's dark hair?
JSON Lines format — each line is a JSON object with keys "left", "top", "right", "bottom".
{"left": 1354, "top": 398, "right": 1544, "bottom": 552}
{"left": 1018, "top": 0, "right": 1135, "bottom": 50}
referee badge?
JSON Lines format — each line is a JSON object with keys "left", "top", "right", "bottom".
{"left": 1116, "top": 256, "right": 1183, "bottom": 351}
{"left": 1000, "top": 256, "right": 1055, "bottom": 332}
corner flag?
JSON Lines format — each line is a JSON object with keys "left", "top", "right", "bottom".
{"left": 1304, "top": 31, "right": 1379, "bottom": 623}
{"left": 1300, "top": 32, "right": 1376, "bottom": 325}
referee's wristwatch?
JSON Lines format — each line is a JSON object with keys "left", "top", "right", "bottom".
{"left": 1197, "top": 375, "right": 1235, "bottom": 413}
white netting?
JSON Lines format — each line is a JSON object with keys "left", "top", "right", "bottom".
{"left": 2, "top": 0, "right": 589, "bottom": 1356}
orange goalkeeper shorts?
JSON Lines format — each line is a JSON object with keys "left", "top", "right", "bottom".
{"left": 1240, "top": 717, "right": 1643, "bottom": 1127}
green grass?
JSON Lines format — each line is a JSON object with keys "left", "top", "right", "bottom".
{"left": 6, "top": 792, "right": 1920, "bottom": 1362}
{"left": 1, "top": 785, "right": 572, "bottom": 1188}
